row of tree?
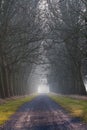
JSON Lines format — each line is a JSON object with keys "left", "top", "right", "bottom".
{"left": 46, "top": 0, "right": 87, "bottom": 95}
{"left": 0, "top": 0, "right": 87, "bottom": 97}
{"left": 0, "top": 0, "right": 42, "bottom": 98}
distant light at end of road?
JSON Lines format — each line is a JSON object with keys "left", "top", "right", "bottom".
{"left": 38, "top": 85, "right": 50, "bottom": 93}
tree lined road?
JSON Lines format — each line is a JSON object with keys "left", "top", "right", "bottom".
{"left": 1, "top": 95, "right": 87, "bottom": 130}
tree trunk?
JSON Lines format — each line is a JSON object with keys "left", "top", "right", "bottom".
{"left": 67, "top": 62, "right": 86, "bottom": 95}
{"left": 0, "top": 68, "right": 5, "bottom": 98}
{"left": 75, "top": 67, "right": 86, "bottom": 95}
{"left": 5, "top": 67, "right": 10, "bottom": 97}
{"left": 9, "top": 72, "right": 14, "bottom": 96}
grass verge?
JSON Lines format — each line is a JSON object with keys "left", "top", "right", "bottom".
{"left": 49, "top": 94, "right": 87, "bottom": 122}
{"left": 0, "top": 95, "right": 36, "bottom": 125}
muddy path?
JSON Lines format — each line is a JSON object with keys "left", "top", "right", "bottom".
{"left": 1, "top": 95, "right": 87, "bottom": 130}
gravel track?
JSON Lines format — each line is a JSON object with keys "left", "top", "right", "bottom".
{"left": 1, "top": 95, "right": 87, "bottom": 130}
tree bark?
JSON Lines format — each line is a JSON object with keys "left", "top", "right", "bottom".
{"left": 5, "top": 67, "right": 10, "bottom": 97}
{"left": 0, "top": 68, "right": 5, "bottom": 98}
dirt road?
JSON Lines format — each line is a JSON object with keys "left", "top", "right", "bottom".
{"left": 1, "top": 95, "right": 87, "bottom": 130}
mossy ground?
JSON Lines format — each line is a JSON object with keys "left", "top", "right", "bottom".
{"left": 0, "top": 95, "right": 36, "bottom": 125}
{"left": 49, "top": 94, "right": 87, "bottom": 122}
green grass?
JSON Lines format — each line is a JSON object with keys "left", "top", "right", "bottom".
{"left": 0, "top": 95, "right": 36, "bottom": 125}
{"left": 49, "top": 94, "right": 87, "bottom": 122}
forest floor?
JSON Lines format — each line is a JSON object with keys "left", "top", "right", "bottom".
{"left": 0, "top": 96, "right": 27, "bottom": 105}
{"left": 1, "top": 95, "right": 87, "bottom": 130}
{"left": 64, "top": 95, "right": 87, "bottom": 100}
